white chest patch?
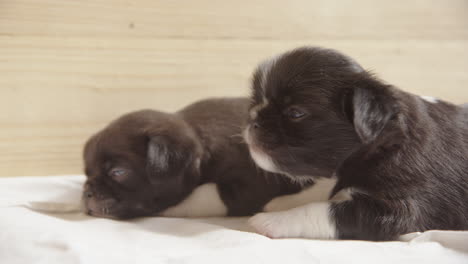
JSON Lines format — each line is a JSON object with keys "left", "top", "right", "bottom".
{"left": 159, "top": 183, "right": 227, "bottom": 217}
{"left": 263, "top": 178, "right": 337, "bottom": 212}
{"left": 421, "top": 96, "right": 438, "bottom": 104}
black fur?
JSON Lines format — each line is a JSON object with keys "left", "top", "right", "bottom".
{"left": 246, "top": 46, "right": 468, "bottom": 240}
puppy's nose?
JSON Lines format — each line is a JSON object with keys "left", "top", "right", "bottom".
{"left": 253, "top": 122, "right": 260, "bottom": 129}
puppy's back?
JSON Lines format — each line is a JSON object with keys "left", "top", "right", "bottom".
{"left": 177, "top": 97, "right": 249, "bottom": 150}
{"left": 179, "top": 97, "right": 249, "bottom": 125}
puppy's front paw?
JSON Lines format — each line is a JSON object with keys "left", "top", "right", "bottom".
{"left": 248, "top": 211, "right": 295, "bottom": 238}
{"left": 248, "top": 203, "right": 337, "bottom": 240}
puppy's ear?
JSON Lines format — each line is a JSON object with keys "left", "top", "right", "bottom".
{"left": 146, "top": 136, "right": 193, "bottom": 184}
{"left": 344, "top": 76, "right": 404, "bottom": 146}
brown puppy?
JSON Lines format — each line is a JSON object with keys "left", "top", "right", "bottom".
{"left": 83, "top": 98, "right": 334, "bottom": 219}
{"left": 244, "top": 47, "right": 468, "bottom": 240}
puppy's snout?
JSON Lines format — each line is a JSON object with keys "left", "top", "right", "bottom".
{"left": 252, "top": 122, "right": 260, "bottom": 129}
{"left": 85, "top": 198, "right": 118, "bottom": 217}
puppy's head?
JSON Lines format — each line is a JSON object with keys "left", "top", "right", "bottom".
{"left": 244, "top": 47, "right": 403, "bottom": 181}
{"left": 83, "top": 110, "right": 203, "bottom": 219}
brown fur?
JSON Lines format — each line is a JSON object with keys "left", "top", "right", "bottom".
{"left": 83, "top": 98, "right": 307, "bottom": 219}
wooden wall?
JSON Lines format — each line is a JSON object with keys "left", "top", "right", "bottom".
{"left": 1, "top": 0, "right": 467, "bottom": 176}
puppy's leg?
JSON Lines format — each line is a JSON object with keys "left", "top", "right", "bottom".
{"left": 330, "top": 196, "right": 405, "bottom": 240}
{"left": 249, "top": 196, "right": 404, "bottom": 240}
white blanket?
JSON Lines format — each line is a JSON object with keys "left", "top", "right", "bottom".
{"left": 1, "top": 175, "right": 467, "bottom": 264}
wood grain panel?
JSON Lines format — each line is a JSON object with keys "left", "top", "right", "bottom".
{"left": 1, "top": 0, "right": 467, "bottom": 40}
{"left": 1, "top": 0, "right": 467, "bottom": 176}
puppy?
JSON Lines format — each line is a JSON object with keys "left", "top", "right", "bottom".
{"left": 83, "top": 98, "right": 334, "bottom": 219}
{"left": 244, "top": 47, "right": 468, "bottom": 241}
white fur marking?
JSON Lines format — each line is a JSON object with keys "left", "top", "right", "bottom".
{"left": 249, "top": 147, "right": 279, "bottom": 173}
{"left": 244, "top": 128, "right": 316, "bottom": 185}
{"left": 249, "top": 100, "right": 269, "bottom": 120}
{"left": 330, "top": 187, "right": 354, "bottom": 202}
{"left": 264, "top": 178, "right": 338, "bottom": 212}
{"left": 249, "top": 202, "right": 336, "bottom": 239}
{"left": 249, "top": 148, "right": 278, "bottom": 173}
{"left": 147, "top": 140, "right": 168, "bottom": 171}
{"left": 243, "top": 127, "right": 280, "bottom": 173}
{"left": 249, "top": 109, "right": 258, "bottom": 120}
{"left": 421, "top": 96, "right": 438, "bottom": 104}
{"left": 194, "top": 158, "right": 201, "bottom": 171}
{"left": 257, "top": 56, "right": 279, "bottom": 92}
{"left": 160, "top": 183, "right": 227, "bottom": 217}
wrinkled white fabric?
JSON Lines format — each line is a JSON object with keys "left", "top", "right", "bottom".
{"left": 1, "top": 175, "right": 467, "bottom": 264}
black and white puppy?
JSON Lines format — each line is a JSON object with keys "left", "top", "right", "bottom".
{"left": 83, "top": 98, "right": 336, "bottom": 219}
{"left": 244, "top": 47, "right": 468, "bottom": 241}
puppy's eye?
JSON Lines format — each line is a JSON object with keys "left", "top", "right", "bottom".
{"left": 109, "top": 168, "right": 130, "bottom": 183}
{"left": 285, "top": 107, "right": 306, "bottom": 120}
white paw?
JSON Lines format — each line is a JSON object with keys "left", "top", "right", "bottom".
{"left": 248, "top": 213, "right": 283, "bottom": 238}
{"left": 249, "top": 203, "right": 337, "bottom": 239}
{"left": 248, "top": 211, "right": 295, "bottom": 238}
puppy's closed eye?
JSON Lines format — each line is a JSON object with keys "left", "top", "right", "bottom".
{"left": 284, "top": 107, "right": 307, "bottom": 121}
{"left": 109, "top": 167, "right": 131, "bottom": 184}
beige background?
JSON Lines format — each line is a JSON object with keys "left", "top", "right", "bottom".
{"left": 1, "top": 0, "right": 467, "bottom": 177}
